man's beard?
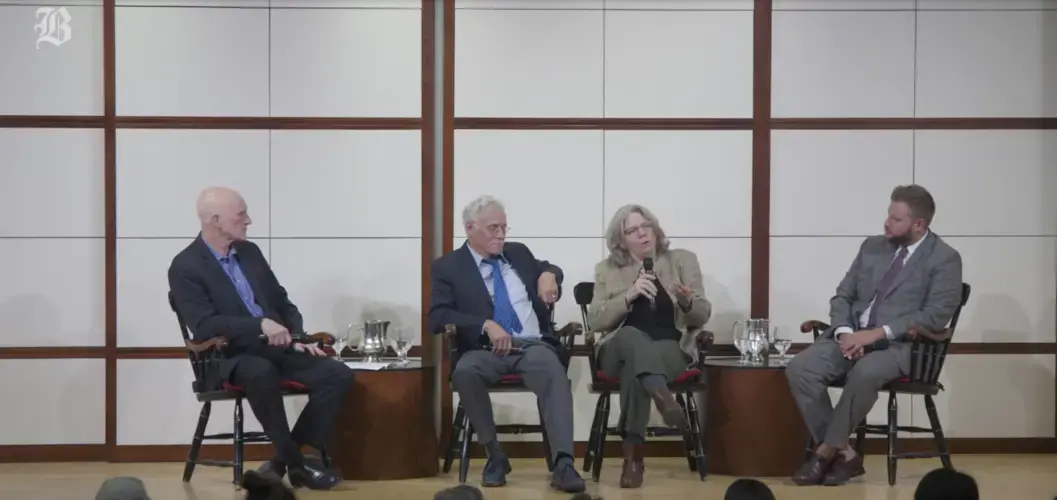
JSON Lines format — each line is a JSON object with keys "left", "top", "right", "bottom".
{"left": 887, "top": 232, "right": 911, "bottom": 247}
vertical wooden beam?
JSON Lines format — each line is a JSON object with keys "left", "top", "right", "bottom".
{"left": 103, "top": 0, "right": 117, "bottom": 459}
{"left": 750, "top": 0, "right": 773, "bottom": 319}
{"left": 438, "top": 0, "right": 456, "bottom": 455}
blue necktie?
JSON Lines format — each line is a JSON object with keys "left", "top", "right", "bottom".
{"left": 486, "top": 258, "right": 523, "bottom": 336}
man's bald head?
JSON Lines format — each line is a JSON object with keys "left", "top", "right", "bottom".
{"left": 196, "top": 186, "right": 251, "bottom": 244}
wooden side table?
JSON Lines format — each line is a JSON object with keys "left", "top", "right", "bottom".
{"left": 330, "top": 358, "right": 439, "bottom": 481}
{"left": 703, "top": 356, "right": 807, "bottom": 477}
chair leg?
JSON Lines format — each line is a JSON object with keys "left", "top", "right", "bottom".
{"left": 443, "top": 404, "right": 465, "bottom": 474}
{"left": 233, "top": 398, "right": 245, "bottom": 487}
{"left": 685, "top": 392, "right": 708, "bottom": 481}
{"left": 590, "top": 393, "right": 611, "bottom": 483}
{"left": 886, "top": 391, "right": 898, "bottom": 486}
{"left": 924, "top": 395, "right": 953, "bottom": 470}
{"left": 183, "top": 402, "right": 211, "bottom": 482}
{"left": 458, "top": 412, "right": 473, "bottom": 484}
{"left": 854, "top": 419, "right": 867, "bottom": 457}
{"left": 582, "top": 395, "right": 604, "bottom": 473}
{"left": 676, "top": 393, "right": 696, "bottom": 472}
{"left": 538, "top": 402, "right": 554, "bottom": 472}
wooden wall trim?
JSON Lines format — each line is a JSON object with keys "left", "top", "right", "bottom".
{"left": 750, "top": 0, "right": 773, "bottom": 318}
{"left": 439, "top": 0, "right": 457, "bottom": 456}
{"left": 420, "top": 0, "right": 438, "bottom": 364}
{"left": 103, "top": 0, "right": 118, "bottom": 462}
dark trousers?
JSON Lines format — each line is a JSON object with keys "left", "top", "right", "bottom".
{"left": 230, "top": 350, "right": 355, "bottom": 467}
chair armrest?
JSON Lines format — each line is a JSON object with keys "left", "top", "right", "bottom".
{"left": 555, "top": 322, "right": 583, "bottom": 347}
{"left": 184, "top": 337, "right": 228, "bottom": 355}
{"left": 800, "top": 320, "right": 830, "bottom": 335}
{"left": 695, "top": 329, "right": 715, "bottom": 352}
{"left": 905, "top": 325, "right": 952, "bottom": 344}
{"left": 304, "top": 332, "right": 336, "bottom": 346}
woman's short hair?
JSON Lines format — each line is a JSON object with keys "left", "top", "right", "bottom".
{"left": 604, "top": 203, "right": 670, "bottom": 267}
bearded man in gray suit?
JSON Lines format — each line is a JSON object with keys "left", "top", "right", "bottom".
{"left": 786, "top": 184, "right": 964, "bottom": 486}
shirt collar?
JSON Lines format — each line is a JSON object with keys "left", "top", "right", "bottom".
{"left": 207, "top": 243, "right": 236, "bottom": 261}
{"left": 466, "top": 243, "right": 504, "bottom": 267}
{"left": 903, "top": 230, "right": 929, "bottom": 256}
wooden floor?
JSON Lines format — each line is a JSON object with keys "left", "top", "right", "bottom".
{"left": 3, "top": 456, "right": 1055, "bottom": 500}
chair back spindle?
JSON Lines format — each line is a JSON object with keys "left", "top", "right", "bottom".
{"left": 907, "top": 283, "right": 971, "bottom": 386}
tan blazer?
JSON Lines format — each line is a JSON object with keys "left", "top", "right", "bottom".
{"left": 588, "top": 248, "right": 712, "bottom": 360}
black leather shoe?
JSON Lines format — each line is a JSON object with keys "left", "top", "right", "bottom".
{"left": 257, "top": 454, "right": 325, "bottom": 480}
{"left": 288, "top": 462, "right": 341, "bottom": 490}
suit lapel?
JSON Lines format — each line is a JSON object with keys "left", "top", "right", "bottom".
{"left": 883, "top": 233, "right": 934, "bottom": 300}
{"left": 505, "top": 243, "right": 537, "bottom": 300}
{"left": 195, "top": 238, "right": 253, "bottom": 316}
{"left": 458, "top": 243, "right": 492, "bottom": 307}
{"left": 871, "top": 243, "right": 897, "bottom": 298}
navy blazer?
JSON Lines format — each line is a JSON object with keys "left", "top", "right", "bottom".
{"left": 428, "top": 241, "right": 564, "bottom": 354}
{"left": 167, "top": 236, "right": 303, "bottom": 378}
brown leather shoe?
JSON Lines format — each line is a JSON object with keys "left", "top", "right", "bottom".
{"left": 792, "top": 453, "right": 835, "bottom": 485}
{"left": 823, "top": 453, "right": 865, "bottom": 486}
{"left": 648, "top": 387, "right": 688, "bottom": 430}
{"left": 619, "top": 441, "right": 645, "bottom": 489}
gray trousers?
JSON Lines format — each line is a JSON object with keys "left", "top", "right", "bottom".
{"left": 599, "top": 326, "right": 691, "bottom": 438}
{"left": 785, "top": 337, "right": 910, "bottom": 448}
{"left": 450, "top": 341, "right": 574, "bottom": 460}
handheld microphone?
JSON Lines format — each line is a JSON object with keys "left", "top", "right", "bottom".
{"left": 642, "top": 257, "right": 656, "bottom": 311}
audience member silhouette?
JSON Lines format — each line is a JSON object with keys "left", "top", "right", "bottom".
{"left": 724, "top": 478, "right": 776, "bottom": 500}
{"left": 914, "top": 468, "right": 979, "bottom": 500}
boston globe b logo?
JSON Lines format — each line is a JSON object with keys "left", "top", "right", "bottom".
{"left": 34, "top": 6, "right": 73, "bottom": 49}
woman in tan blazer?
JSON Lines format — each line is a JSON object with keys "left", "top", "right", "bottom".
{"left": 588, "top": 203, "right": 712, "bottom": 488}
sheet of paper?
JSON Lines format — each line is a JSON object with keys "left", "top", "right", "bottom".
{"left": 344, "top": 361, "right": 391, "bottom": 371}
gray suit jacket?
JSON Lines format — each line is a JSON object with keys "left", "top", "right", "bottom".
{"left": 828, "top": 232, "right": 963, "bottom": 346}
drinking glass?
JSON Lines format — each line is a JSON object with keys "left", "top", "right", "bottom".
{"left": 732, "top": 321, "right": 749, "bottom": 364}
{"left": 391, "top": 326, "right": 414, "bottom": 364}
{"left": 331, "top": 334, "right": 348, "bottom": 360}
{"left": 772, "top": 328, "right": 792, "bottom": 364}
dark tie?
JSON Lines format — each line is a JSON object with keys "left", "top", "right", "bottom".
{"left": 485, "top": 258, "right": 523, "bottom": 335}
{"left": 867, "top": 247, "right": 909, "bottom": 328}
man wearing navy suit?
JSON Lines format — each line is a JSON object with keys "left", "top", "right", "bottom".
{"left": 428, "top": 195, "right": 585, "bottom": 493}
{"left": 168, "top": 187, "right": 351, "bottom": 490}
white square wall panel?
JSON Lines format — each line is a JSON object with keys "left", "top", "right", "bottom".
{"left": 604, "top": 10, "right": 753, "bottom": 118}
{"left": 270, "top": 130, "right": 421, "bottom": 238}
{"left": 455, "top": 9, "right": 603, "bottom": 118}
{"left": 774, "top": 0, "right": 915, "bottom": 8}
{"left": 115, "top": 129, "right": 270, "bottom": 238}
{"left": 454, "top": 130, "right": 604, "bottom": 238}
{"left": 941, "top": 237, "right": 1056, "bottom": 344}
{"left": 914, "top": 130, "right": 1057, "bottom": 237}
{"left": 269, "top": 239, "right": 423, "bottom": 340}
{"left": 115, "top": 7, "right": 269, "bottom": 116}
{"left": 771, "top": 130, "right": 914, "bottom": 236}
{"left": 772, "top": 11, "right": 915, "bottom": 118}
{"left": 0, "top": 359, "right": 105, "bottom": 445}
{"left": 606, "top": 0, "right": 754, "bottom": 8}
{"left": 916, "top": 10, "right": 1057, "bottom": 117}
{"left": 917, "top": 0, "right": 1057, "bottom": 10}
{"left": 270, "top": 8, "right": 421, "bottom": 118}
{"left": 0, "top": 128, "right": 105, "bottom": 237}
{"left": 456, "top": 0, "right": 602, "bottom": 9}
{"left": 603, "top": 131, "right": 753, "bottom": 238}
{"left": 0, "top": 239, "right": 105, "bottom": 347}
{"left": 911, "top": 355, "right": 1055, "bottom": 438}
{"left": 0, "top": 5, "right": 103, "bottom": 115}
{"left": 769, "top": 237, "right": 866, "bottom": 344}
{"left": 667, "top": 238, "right": 752, "bottom": 344}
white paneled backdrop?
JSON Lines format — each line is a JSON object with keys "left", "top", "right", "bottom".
{"left": 768, "top": 0, "right": 1057, "bottom": 440}
{"left": 452, "top": 0, "right": 755, "bottom": 441}
{"left": 1, "top": 0, "right": 1055, "bottom": 452}
{"left": 0, "top": 0, "right": 424, "bottom": 447}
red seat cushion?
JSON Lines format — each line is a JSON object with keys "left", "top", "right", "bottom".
{"left": 221, "top": 380, "right": 308, "bottom": 392}
{"left": 596, "top": 368, "right": 702, "bottom": 385}
{"left": 499, "top": 374, "right": 523, "bottom": 383}
{"left": 896, "top": 376, "right": 911, "bottom": 383}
